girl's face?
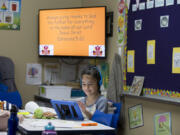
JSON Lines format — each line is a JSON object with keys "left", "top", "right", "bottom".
{"left": 81, "top": 74, "right": 99, "bottom": 97}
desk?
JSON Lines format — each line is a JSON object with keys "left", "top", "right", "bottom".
{"left": 18, "top": 119, "right": 115, "bottom": 135}
{"left": 0, "top": 132, "right": 7, "bottom": 135}
{"left": 0, "top": 132, "right": 21, "bottom": 135}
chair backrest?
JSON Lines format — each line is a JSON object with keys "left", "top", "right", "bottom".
{"left": 91, "top": 110, "right": 113, "bottom": 127}
{"left": 0, "top": 56, "right": 22, "bottom": 108}
{"left": 0, "top": 56, "right": 16, "bottom": 92}
{"left": 0, "top": 91, "right": 22, "bottom": 108}
{"left": 111, "top": 102, "right": 122, "bottom": 128}
{"left": 91, "top": 102, "right": 122, "bottom": 129}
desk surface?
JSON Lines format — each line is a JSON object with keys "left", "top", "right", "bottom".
{"left": 0, "top": 132, "right": 7, "bottom": 135}
{"left": 18, "top": 118, "right": 115, "bottom": 135}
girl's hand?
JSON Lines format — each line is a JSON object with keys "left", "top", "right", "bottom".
{"left": 77, "top": 101, "right": 86, "bottom": 113}
{"left": 77, "top": 101, "right": 93, "bottom": 120}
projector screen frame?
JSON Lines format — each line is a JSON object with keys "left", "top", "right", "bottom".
{"left": 38, "top": 6, "right": 107, "bottom": 59}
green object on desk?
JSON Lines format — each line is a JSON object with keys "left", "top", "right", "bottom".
{"left": 34, "top": 108, "right": 43, "bottom": 119}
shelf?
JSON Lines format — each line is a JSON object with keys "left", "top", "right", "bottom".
{"left": 123, "top": 93, "right": 180, "bottom": 106}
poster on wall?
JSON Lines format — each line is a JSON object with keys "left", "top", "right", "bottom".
{"left": 128, "top": 104, "right": 144, "bottom": 129}
{"left": 147, "top": 40, "right": 156, "bottom": 64}
{"left": 118, "top": 0, "right": 128, "bottom": 92}
{"left": 154, "top": 112, "right": 172, "bottom": 135}
{"left": 0, "top": 0, "right": 21, "bottom": 30}
{"left": 134, "top": 19, "right": 142, "bottom": 31}
{"left": 127, "top": 50, "right": 135, "bottom": 73}
{"left": 117, "top": 0, "right": 126, "bottom": 46}
{"left": 172, "top": 47, "right": 180, "bottom": 73}
{"left": 26, "top": 63, "right": 42, "bottom": 85}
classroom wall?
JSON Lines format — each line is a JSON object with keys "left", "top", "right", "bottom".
{"left": 0, "top": 0, "right": 82, "bottom": 106}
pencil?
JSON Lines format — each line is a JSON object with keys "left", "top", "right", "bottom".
{"left": 81, "top": 123, "right": 98, "bottom": 126}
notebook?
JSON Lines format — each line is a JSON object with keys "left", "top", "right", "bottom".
{"left": 51, "top": 99, "right": 84, "bottom": 121}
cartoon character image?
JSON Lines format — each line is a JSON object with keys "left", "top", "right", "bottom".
{"left": 118, "top": 0, "right": 125, "bottom": 14}
{"left": 28, "top": 67, "right": 38, "bottom": 78}
{"left": 158, "top": 115, "right": 166, "bottom": 128}
{"left": 1, "top": 3, "right": 7, "bottom": 10}
{"left": 160, "top": 16, "right": 168, "bottom": 27}
{"left": 41, "top": 45, "right": 50, "bottom": 55}
{"left": 132, "top": 110, "right": 137, "bottom": 121}
{"left": 93, "top": 46, "right": 103, "bottom": 56}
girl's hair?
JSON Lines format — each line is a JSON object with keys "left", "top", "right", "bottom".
{"left": 81, "top": 65, "right": 102, "bottom": 93}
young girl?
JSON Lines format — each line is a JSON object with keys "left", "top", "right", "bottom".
{"left": 78, "top": 65, "right": 108, "bottom": 120}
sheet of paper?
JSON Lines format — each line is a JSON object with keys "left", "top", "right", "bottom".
{"left": 155, "top": 0, "right": 164, "bottom": 7}
{"left": 134, "top": 19, "right": 142, "bottom": 31}
{"left": 146, "top": 1, "right": 154, "bottom": 9}
{"left": 26, "top": 63, "right": 42, "bottom": 85}
{"left": 132, "top": 4, "right": 137, "bottom": 12}
{"left": 178, "top": 0, "right": 180, "bottom": 4}
{"left": 172, "top": 47, "right": 180, "bottom": 73}
{"left": 139, "top": 2, "right": 145, "bottom": 10}
{"left": 160, "top": 15, "right": 169, "bottom": 28}
{"left": 127, "top": 50, "right": 135, "bottom": 73}
{"left": 44, "top": 63, "right": 61, "bottom": 84}
{"left": 147, "top": 40, "right": 156, "bottom": 64}
{"left": 166, "top": 0, "right": 174, "bottom": 6}
{"left": 29, "top": 119, "right": 80, "bottom": 128}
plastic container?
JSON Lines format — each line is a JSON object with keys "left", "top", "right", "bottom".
{"left": 42, "top": 122, "right": 57, "bottom": 135}
{"left": 8, "top": 105, "right": 19, "bottom": 135}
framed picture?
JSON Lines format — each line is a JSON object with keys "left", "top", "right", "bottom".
{"left": 128, "top": 104, "right": 144, "bottom": 129}
{"left": 129, "top": 76, "right": 145, "bottom": 96}
{"left": 154, "top": 112, "right": 172, "bottom": 135}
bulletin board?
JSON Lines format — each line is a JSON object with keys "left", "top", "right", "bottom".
{"left": 126, "top": 0, "right": 180, "bottom": 92}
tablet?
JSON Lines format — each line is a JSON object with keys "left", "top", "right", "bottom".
{"left": 51, "top": 99, "right": 84, "bottom": 121}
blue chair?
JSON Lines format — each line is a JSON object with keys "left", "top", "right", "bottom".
{"left": 91, "top": 110, "right": 113, "bottom": 127}
{"left": 0, "top": 56, "right": 22, "bottom": 108}
{"left": 91, "top": 102, "right": 122, "bottom": 128}
{"left": 111, "top": 102, "right": 122, "bottom": 128}
{"left": 0, "top": 90, "right": 22, "bottom": 108}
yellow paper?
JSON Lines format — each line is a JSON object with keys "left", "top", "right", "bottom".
{"left": 172, "top": 47, "right": 180, "bottom": 73}
{"left": 127, "top": 50, "right": 135, "bottom": 73}
{"left": 147, "top": 40, "right": 155, "bottom": 64}
{"left": 18, "top": 112, "right": 30, "bottom": 115}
